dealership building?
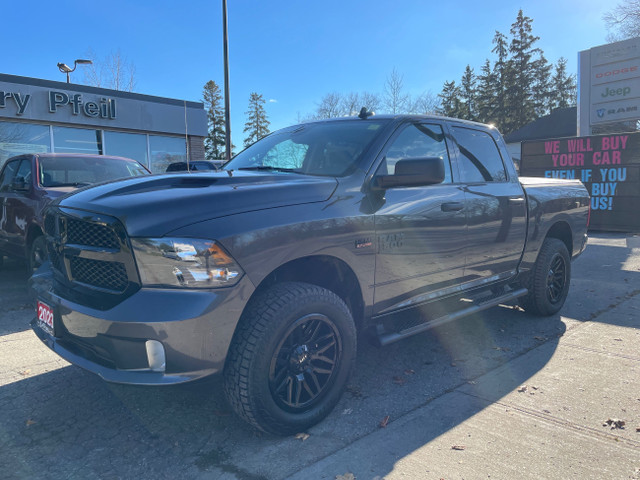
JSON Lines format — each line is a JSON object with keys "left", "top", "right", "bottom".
{"left": 0, "top": 73, "right": 207, "bottom": 173}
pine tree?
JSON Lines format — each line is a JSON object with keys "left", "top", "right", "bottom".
{"left": 202, "top": 80, "right": 226, "bottom": 160}
{"left": 459, "top": 65, "right": 477, "bottom": 121}
{"left": 531, "top": 53, "right": 552, "bottom": 118}
{"left": 243, "top": 92, "right": 270, "bottom": 147}
{"left": 550, "top": 57, "right": 577, "bottom": 110}
{"left": 491, "top": 31, "right": 510, "bottom": 131}
{"left": 506, "top": 10, "right": 541, "bottom": 132}
{"left": 476, "top": 59, "right": 497, "bottom": 124}
{"left": 438, "top": 81, "right": 462, "bottom": 118}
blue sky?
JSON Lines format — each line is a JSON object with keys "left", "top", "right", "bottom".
{"left": 4, "top": 0, "right": 611, "bottom": 147}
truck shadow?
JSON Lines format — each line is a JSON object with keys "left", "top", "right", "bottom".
{"left": 0, "top": 233, "right": 637, "bottom": 479}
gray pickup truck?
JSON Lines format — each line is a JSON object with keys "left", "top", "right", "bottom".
{"left": 31, "top": 114, "right": 588, "bottom": 435}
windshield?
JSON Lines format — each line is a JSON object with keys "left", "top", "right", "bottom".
{"left": 38, "top": 156, "right": 149, "bottom": 187}
{"left": 224, "top": 120, "right": 388, "bottom": 177}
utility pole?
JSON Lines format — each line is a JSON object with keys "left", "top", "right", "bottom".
{"left": 222, "top": 0, "right": 231, "bottom": 161}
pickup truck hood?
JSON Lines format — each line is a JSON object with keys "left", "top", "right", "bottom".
{"left": 55, "top": 171, "right": 338, "bottom": 237}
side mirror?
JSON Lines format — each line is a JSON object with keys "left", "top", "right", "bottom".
{"left": 11, "top": 176, "right": 29, "bottom": 191}
{"left": 375, "top": 157, "right": 445, "bottom": 189}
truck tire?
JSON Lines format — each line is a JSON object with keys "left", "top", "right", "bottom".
{"left": 223, "top": 282, "right": 357, "bottom": 435}
{"left": 522, "top": 237, "right": 571, "bottom": 316}
{"left": 28, "top": 235, "right": 48, "bottom": 274}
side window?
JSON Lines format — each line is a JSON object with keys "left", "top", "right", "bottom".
{"left": 453, "top": 127, "right": 507, "bottom": 183}
{"left": 0, "top": 161, "right": 20, "bottom": 192}
{"left": 382, "top": 123, "right": 452, "bottom": 184}
{"left": 15, "top": 159, "right": 32, "bottom": 184}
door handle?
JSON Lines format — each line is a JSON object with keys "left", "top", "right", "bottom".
{"left": 441, "top": 202, "right": 464, "bottom": 212}
{"left": 508, "top": 197, "right": 525, "bottom": 204}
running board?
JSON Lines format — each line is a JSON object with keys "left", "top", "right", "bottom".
{"left": 377, "top": 288, "right": 528, "bottom": 346}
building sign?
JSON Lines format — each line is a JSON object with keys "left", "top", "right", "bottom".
{"left": 578, "top": 37, "right": 640, "bottom": 134}
{"left": 521, "top": 132, "right": 640, "bottom": 232}
{"left": 0, "top": 73, "right": 207, "bottom": 137}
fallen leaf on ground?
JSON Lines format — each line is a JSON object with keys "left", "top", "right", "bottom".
{"left": 26, "top": 419, "right": 36, "bottom": 426}
{"left": 636, "top": 425, "right": 640, "bottom": 432}
{"left": 404, "top": 369, "right": 415, "bottom": 375}
{"left": 603, "top": 418, "right": 625, "bottom": 429}
{"left": 393, "top": 376, "right": 406, "bottom": 385}
{"left": 379, "top": 415, "right": 390, "bottom": 428}
{"left": 20, "top": 369, "right": 31, "bottom": 376}
{"left": 295, "top": 432, "right": 310, "bottom": 441}
{"left": 335, "top": 473, "right": 355, "bottom": 480}
{"left": 517, "top": 385, "right": 528, "bottom": 393}
{"left": 451, "top": 445, "right": 466, "bottom": 450}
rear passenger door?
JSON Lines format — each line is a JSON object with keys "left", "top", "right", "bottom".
{"left": 373, "top": 122, "right": 467, "bottom": 315}
{"left": 451, "top": 126, "right": 527, "bottom": 284}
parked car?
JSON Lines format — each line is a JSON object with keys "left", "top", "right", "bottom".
{"left": 166, "top": 160, "right": 224, "bottom": 172}
{"left": 31, "top": 114, "right": 588, "bottom": 435}
{"left": 0, "top": 153, "right": 149, "bottom": 271}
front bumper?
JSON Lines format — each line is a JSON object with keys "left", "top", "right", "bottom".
{"left": 30, "top": 264, "right": 254, "bottom": 385}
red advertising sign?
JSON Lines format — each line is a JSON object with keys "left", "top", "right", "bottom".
{"left": 520, "top": 132, "right": 640, "bottom": 232}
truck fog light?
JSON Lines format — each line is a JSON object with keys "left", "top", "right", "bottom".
{"left": 145, "top": 340, "right": 166, "bottom": 372}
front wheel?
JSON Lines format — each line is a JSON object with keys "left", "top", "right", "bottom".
{"left": 223, "top": 282, "right": 357, "bottom": 435}
{"left": 28, "top": 235, "right": 48, "bottom": 274}
{"left": 522, "top": 237, "right": 571, "bottom": 316}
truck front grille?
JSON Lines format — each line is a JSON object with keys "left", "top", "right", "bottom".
{"left": 69, "top": 257, "right": 128, "bottom": 292}
{"left": 44, "top": 207, "right": 139, "bottom": 307}
{"left": 67, "top": 218, "right": 120, "bottom": 249}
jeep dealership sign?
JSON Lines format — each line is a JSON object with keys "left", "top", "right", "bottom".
{"left": 579, "top": 37, "right": 640, "bottom": 134}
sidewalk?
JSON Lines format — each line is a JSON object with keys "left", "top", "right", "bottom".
{"left": 288, "top": 294, "right": 640, "bottom": 480}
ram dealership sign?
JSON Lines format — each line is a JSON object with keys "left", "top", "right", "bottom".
{"left": 579, "top": 37, "right": 640, "bottom": 134}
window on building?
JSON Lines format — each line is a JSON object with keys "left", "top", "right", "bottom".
{"left": 53, "top": 126, "right": 103, "bottom": 155}
{"left": 453, "top": 127, "right": 507, "bottom": 183}
{"left": 104, "top": 131, "right": 149, "bottom": 167}
{"left": 0, "top": 121, "right": 50, "bottom": 168}
{"left": 149, "top": 135, "right": 186, "bottom": 173}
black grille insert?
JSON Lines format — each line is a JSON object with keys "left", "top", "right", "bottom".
{"left": 67, "top": 219, "right": 119, "bottom": 249}
{"left": 44, "top": 214, "right": 56, "bottom": 236}
{"left": 70, "top": 257, "right": 128, "bottom": 292}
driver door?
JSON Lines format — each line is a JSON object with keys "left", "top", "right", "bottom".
{"left": 373, "top": 122, "right": 467, "bottom": 316}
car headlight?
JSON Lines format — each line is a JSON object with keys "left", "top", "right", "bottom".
{"left": 131, "top": 238, "right": 243, "bottom": 288}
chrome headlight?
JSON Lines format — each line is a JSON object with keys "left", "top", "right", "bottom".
{"left": 131, "top": 238, "right": 243, "bottom": 288}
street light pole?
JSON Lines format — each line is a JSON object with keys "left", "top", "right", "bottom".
{"left": 56, "top": 59, "right": 93, "bottom": 84}
{"left": 222, "top": 0, "right": 232, "bottom": 161}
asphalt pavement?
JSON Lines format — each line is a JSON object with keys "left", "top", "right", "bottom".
{"left": 1, "top": 233, "right": 639, "bottom": 479}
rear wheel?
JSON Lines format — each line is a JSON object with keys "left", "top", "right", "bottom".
{"left": 224, "top": 282, "right": 357, "bottom": 435}
{"left": 522, "top": 238, "right": 571, "bottom": 316}
{"left": 28, "top": 235, "right": 48, "bottom": 274}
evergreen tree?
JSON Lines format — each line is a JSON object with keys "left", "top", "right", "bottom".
{"left": 491, "top": 31, "right": 510, "bottom": 131}
{"left": 438, "top": 80, "right": 462, "bottom": 118}
{"left": 550, "top": 57, "right": 577, "bottom": 109}
{"left": 476, "top": 59, "right": 497, "bottom": 124}
{"left": 531, "top": 53, "right": 553, "bottom": 118}
{"left": 459, "top": 65, "right": 477, "bottom": 121}
{"left": 202, "top": 80, "right": 226, "bottom": 160}
{"left": 506, "top": 10, "right": 541, "bottom": 132}
{"left": 243, "top": 92, "right": 270, "bottom": 147}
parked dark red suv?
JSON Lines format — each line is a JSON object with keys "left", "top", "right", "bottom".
{"left": 0, "top": 153, "right": 149, "bottom": 271}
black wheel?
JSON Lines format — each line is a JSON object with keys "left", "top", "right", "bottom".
{"left": 223, "top": 282, "right": 357, "bottom": 435}
{"left": 28, "top": 235, "right": 48, "bottom": 274}
{"left": 522, "top": 238, "right": 571, "bottom": 316}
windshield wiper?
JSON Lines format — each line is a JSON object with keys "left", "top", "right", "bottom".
{"left": 237, "top": 166, "right": 300, "bottom": 173}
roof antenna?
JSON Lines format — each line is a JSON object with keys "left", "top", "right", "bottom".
{"left": 358, "top": 107, "right": 374, "bottom": 119}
